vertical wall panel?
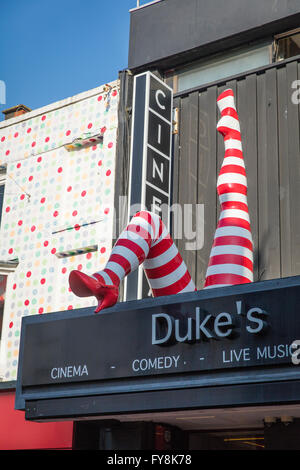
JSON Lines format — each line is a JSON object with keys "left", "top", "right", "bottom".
{"left": 177, "top": 92, "right": 199, "bottom": 284}
{"left": 196, "top": 86, "right": 217, "bottom": 288}
{"left": 286, "top": 62, "right": 300, "bottom": 275}
{"left": 237, "top": 75, "right": 259, "bottom": 281}
{"left": 277, "top": 65, "right": 290, "bottom": 278}
{"left": 292, "top": 63, "right": 300, "bottom": 275}
{"left": 257, "top": 69, "right": 280, "bottom": 280}
{"left": 278, "top": 62, "right": 300, "bottom": 277}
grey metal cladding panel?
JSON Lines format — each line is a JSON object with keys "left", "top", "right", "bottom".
{"left": 257, "top": 69, "right": 281, "bottom": 281}
{"left": 128, "top": 0, "right": 300, "bottom": 70}
{"left": 237, "top": 75, "right": 259, "bottom": 281}
{"left": 279, "top": 62, "right": 300, "bottom": 278}
{"left": 196, "top": 87, "right": 217, "bottom": 289}
{"left": 292, "top": 63, "right": 300, "bottom": 276}
{"left": 177, "top": 92, "right": 198, "bottom": 284}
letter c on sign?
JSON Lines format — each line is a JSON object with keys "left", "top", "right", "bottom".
{"left": 132, "top": 360, "right": 140, "bottom": 372}
{"left": 51, "top": 368, "right": 58, "bottom": 379}
{"left": 155, "top": 90, "right": 166, "bottom": 110}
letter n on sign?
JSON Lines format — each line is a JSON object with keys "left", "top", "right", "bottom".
{"left": 125, "top": 71, "right": 173, "bottom": 301}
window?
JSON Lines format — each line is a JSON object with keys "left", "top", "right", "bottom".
{"left": 173, "top": 43, "right": 272, "bottom": 93}
{"left": 274, "top": 28, "right": 300, "bottom": 62}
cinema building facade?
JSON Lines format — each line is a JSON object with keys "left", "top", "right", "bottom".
{"left": 6, "top": 0, "right": 300, "bottom": 450}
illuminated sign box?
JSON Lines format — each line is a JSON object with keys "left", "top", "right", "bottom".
{"left": 16, "top": 276, "right": 300, "bottom": 390}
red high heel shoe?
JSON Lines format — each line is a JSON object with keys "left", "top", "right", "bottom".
{"left": 68, "top": 270, "right": 119, "bottom": 313}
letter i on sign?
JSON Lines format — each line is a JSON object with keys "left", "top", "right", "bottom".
{"left": 157, "top": 124, "right": 162, "bottom": 144}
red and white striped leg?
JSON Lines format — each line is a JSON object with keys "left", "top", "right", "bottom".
{"left": 204, "top": 89, "right": 254, "bottom": 289}
{"left": 69, "top": 210, "right": 196, "bottom": 312}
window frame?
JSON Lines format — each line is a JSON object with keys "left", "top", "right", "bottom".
{"left": 165, "top": 41, "right": 273, "bottom": 93}
{"left": 273, "top": 27, "right": 300, "bottom": 62}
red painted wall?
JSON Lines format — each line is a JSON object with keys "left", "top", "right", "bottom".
{"left": 0, "top": 391, "right": 73, "bottom": 450}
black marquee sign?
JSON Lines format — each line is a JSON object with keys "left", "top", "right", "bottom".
{"left": 125, "top": 71, "right": 173, "bottom": 301}
{"left": 16, "top": 277, "right": 300, "bottom": 392}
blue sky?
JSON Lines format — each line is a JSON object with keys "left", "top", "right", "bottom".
{"left": 0, "top": 0, "right": 142, "bottom": 115}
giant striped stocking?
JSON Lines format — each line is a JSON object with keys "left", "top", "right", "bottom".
{"left": 69, "top": 210, "right": 196, "bottom": 312}
{"left": 203, "top": 89, "right": 254, "bottom": 289}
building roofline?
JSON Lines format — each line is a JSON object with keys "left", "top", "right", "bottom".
{"left": 0, "top": 80, "right": 119, "bottom": 130}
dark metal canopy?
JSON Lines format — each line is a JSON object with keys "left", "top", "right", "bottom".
{"left": 15, "top": 275, "right": 300, "bottom": 421}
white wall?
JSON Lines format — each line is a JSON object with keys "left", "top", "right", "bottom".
{"left": 0, "top": 81, "right": 120, "bottom": 381}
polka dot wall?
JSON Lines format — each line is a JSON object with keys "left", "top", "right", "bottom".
{"left": 0, "top": 82, "right": 119, "bottom": 380}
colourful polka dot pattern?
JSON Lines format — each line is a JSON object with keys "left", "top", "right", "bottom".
{"left": 0, "top": 82, "right": 119, "bottom": 380}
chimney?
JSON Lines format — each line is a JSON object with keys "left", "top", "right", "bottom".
{"left": 2, "top": 104, "right": 31, "bottom": 120}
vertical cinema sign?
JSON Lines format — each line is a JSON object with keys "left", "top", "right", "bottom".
{"left": 125, "top": 71, "right": 173, "bottom": 300}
